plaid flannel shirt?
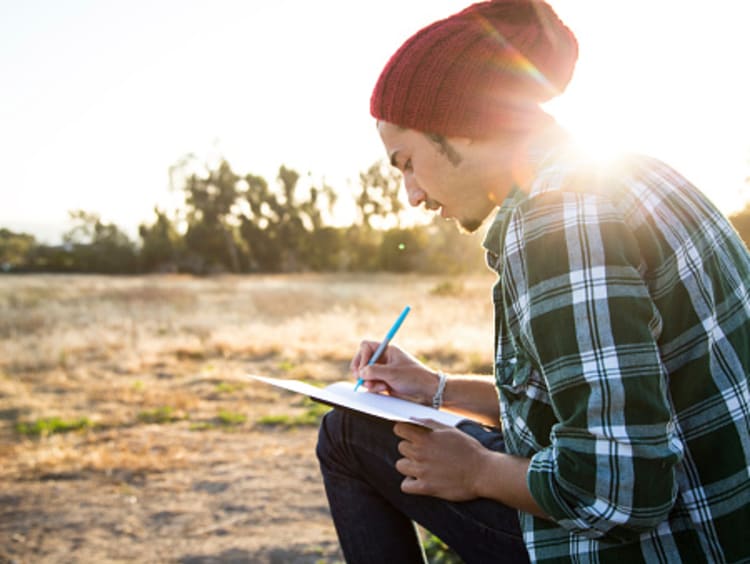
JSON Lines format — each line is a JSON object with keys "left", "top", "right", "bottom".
{"left": 483, "top": 147, "right": 750, "bottom": 563}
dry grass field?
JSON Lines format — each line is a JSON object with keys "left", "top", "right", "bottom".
{"left": 0, "top": 272, "right": 496, "bottom": 563}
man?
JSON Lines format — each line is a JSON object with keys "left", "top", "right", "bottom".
{"left": 316, "top": 1, "right": 750, "bottom": 562}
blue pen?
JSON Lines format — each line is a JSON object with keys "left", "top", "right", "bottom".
{"left": 354, "top": 305, "right": 411, "bottom": 391}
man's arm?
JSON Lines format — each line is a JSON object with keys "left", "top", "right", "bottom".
{"left": 440, "top": 375, "right": 500, "bottom": 427}
{"left": 392, "top": 419, "right": 549, "bottom": 519}
{"left": 502, "top": 191, "right": 681, "bottom": 541}
{"left": 352, "top": 340, "right": 501, "bottom": 426}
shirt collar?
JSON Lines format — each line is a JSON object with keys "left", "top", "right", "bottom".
{"left": 482, "top": 185, "right": 527, "bottom": 260}
{"left": 481, "top": 124, "right": 569, "bottom": 260}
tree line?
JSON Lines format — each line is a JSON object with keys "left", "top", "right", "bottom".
{"left": 3, "top": 155, "right": 750, "bottom": 275}
{"left": 0, "top": 157, "right": 487, "bottom": 275}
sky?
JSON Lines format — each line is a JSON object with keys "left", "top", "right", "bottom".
{"left": 1, "top": 0, "right": 749, "bottom": 243}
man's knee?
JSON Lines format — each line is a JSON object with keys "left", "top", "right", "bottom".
{"left": 316, "top": 408, "right": 397, "bottom": 467}
{"left": 316, "top": 408, "right": 345, "bottom": 465}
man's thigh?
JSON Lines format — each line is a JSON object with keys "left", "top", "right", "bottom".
{"left": 318, "top": 409, "right": 529, "bottom": 563}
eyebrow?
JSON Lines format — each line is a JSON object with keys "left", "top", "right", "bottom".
{"left": 425, "top": 133, "right": 463, "bottom": 167}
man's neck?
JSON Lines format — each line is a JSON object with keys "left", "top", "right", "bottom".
{"left": 509, "top": 121, "right": 567, "bottom": 195}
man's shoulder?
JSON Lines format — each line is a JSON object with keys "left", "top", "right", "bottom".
{"left": 527, "top": 145, "right": 653, "bottom": 201}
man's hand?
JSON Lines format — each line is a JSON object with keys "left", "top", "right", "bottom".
{"left": 351, "top": 340, "right": 439, "bottom": 405}
{"left": 395, "top": 419, "right": 551, "bottom": 519}
{"left": 393, "top": 419, "right": 489, "bottom": 501}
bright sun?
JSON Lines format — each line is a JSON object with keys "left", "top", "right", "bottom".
{"left": 544, "top": 96, "right": 635, "bottom": 162}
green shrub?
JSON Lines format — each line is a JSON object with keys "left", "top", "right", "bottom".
{"left": 16, "top": 416, "right": 91, "bottom": 437}
{"left": 217, "top": 409, "right": 247, "bottom": 426}
{"left": 137, "top": 406, "right": 181, "bottom": 424}
{"left": 214, "top": 381, "right": 241, "bottom": 394}
{"left": 423, "top": 532, "right": 463, "bottom": 564}
{"left": 257, "top": 399, "right": 330, "bottom": 428}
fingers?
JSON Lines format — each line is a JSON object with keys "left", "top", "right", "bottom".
{"left": 395, "top": 457, "right": 431, "bottom": 494}
{"left": 394, "top": 456, "right": 414, "bottom": 476}
{"left": 364, "top": 380, "right": 388, "bottom": 393}
{"left": 401, "top": 475, "right": 430, "bottom": 496}
{"left": 393, "top": 424, "right": 482, "bottom": 502}
{"left": 350, "top": 340, "right": 385, "bottom": 375}
{"left": 395, "top": 459, "right": 434, "bottom": 496}
{"left": 357, "top": 359, "right": 392, "bottom": 392}
{"left": 351, "top": 340, "right": 405, "bottom": 395}
{"left": 351, "top": 341, "right": 435, "bottom": 403}
{"left": 393, "top": 421, "right": 430, "bottom": 440}
{"left": 397, "top": 437, "right": 419, "bottom": 459}
{"left": 349, "top": 341, "right": 368, "bottom": 373}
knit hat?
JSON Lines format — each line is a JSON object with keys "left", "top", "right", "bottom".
{"left": 370, "top": 0, "right": 578, "bottom": 138}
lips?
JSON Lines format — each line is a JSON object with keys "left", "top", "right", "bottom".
{"left": 424, "top": 198, "right": 441, "bottom": 211}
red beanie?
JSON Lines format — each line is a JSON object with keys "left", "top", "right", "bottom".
{"left": 370, "top": 0, "right": 578, "bottom": 138}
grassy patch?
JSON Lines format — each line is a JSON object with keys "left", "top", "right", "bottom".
{"left": 189, "top": 410, "right": 247, "bottom": 431}
{"left": 217, "top": 409, "right": 247, "bottom": 426}
{"left": 277, "top": 359, "right": 295, "bottom": 372}
{"left": 213, "top": 381, "right": 242, "bottom": 394}
{"left": 137, "top": 406, "right": 182, "bottom": 424}
{"left": 257, "top": 399, "right": 330, "bottom": 428}
{"left": 430, "top": 279, "right": 464, "bottom": 297}
{"left": 189, "top": 421, "right": 215, "bottom": 431}
{"left": 15, "top": 416, "right": 91, "bottom": 437}
{"left": 422, "top": 532, "right": 463, "bottom": 564}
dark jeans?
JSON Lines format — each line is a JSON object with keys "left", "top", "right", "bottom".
{"left": 316, "top": 408, "right": 530, "bottom": 564}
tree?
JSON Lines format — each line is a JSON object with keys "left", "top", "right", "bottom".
{"left": 179, "top": 158, "right": 242, "bottom": 273}
{"left": 419, "top": 218, "right": 487, "bottom": 274}
{"left": 0, "top": 228, "right": 36, "bottom": 271}
{"left": 0, "top": 152, "right": 502, "bottom": 275}
{"left": 25, "top": 244, "right": 76, "bottom": 272}
{"left": 378, "top": 227, "right": 430, "bottom": 272}
{"left": 270, "top": 165, "right": 307, "bottom": 271}
{"left": 238, "top": 165, "right": 340, "bottom": 271}
{"left": 138, "top": 208, "right": 183, "bottom": 272}
{"left": 355, "top": 160, "right": 404, "bottom": 229}
{"left": 63, "top": 210, "right": 137, "bottom": 273}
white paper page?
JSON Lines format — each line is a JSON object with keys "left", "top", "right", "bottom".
{"left": 249, "top": 375, "right": 464, "bottom": 427}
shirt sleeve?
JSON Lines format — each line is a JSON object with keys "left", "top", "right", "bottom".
{"left": 501, "top": 190, "right": 684, "bottom": 542}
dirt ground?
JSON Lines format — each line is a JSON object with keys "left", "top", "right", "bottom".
{"left": 1, "top": 426, "right": 339, "bottom": 563}
{"left": 1, "top": 363, "right": 345, "bottom": 563}
{"left": 0, "top": 273, "right": 494, "bottom": 563}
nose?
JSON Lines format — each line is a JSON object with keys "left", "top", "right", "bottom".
{"left": 404, "top": 175, "right": 427, "bottom": 207}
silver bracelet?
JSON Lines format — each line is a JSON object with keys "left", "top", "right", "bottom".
{"left": 432, "top": 371, "right": 447, "bottom": 409}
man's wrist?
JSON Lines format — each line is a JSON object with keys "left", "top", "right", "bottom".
{"left": 432, "top": 371, "right": 447, "bottom": 409}
{"left": 472, "top": 449, "right": 508, "bottom": 500}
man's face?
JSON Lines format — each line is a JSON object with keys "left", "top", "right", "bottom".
{"left": 377, "top": 121, "right": 497, "bottom": 233}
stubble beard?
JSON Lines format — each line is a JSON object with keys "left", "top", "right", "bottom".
{"left": 456, "top": 201, "right": 492, "bottom": 234}
{"left": 457, "top": 217, "right": 484, "bottom": 234}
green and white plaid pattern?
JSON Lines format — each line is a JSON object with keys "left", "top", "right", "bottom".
{"left": 483, "top": 151, "right": 750, "bottom": 563}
